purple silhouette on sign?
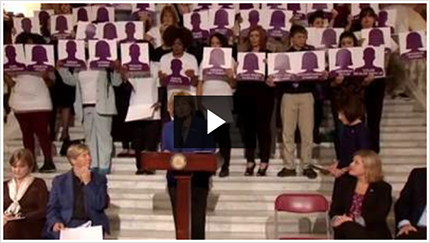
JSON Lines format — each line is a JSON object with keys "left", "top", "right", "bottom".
{"left": 90, "top": 40, "right": 114, "bottom": 69}
{"left": 124, "top": 44, "right": 150, "bottom": 72}
{"left": 288, "top": 4, "right": 305, "bottom": 20}
{"left": 274, "top": 54, "right": 292, "bottom": 75}
{"left": 368, "top": 28, "right": 385, "bottom": 47}
{"left": 190, "top": 13, "right": 209, "bottom": 41}
{"left": 377, "top": 11, "right": 394, "bottom": 34}
{"left": 312, "top": 4, "right": 327, "bottom": 10}
{"left": 355, "top": 47, "right": 383, "bottom": 75}
{"left": 39, "top": 11, "right": 50, "bottom": 37}
{"left": 85, "top": 23, "right": 97, "bottom": 40}
{"left": 238, "top": 53, "right": 264, "bottom": 81}
{"left": 332, "top": 49, "right": 353, "bottom": 76}
{"left": 268, "top": 10, "right": 289, "bottom": 38}
{"left": 210, "top": 9, "right": 233, "bottom": 37}
{"left": 55, "top": 16, "right": 69, "bottom": 34}
{"left": 95, "top": 7, "right": 110, "bottom": 23}
{"left": 406, "top": 32, "right": 423, "bottom": 52}
{"left": 195, "top": 4, "right": 211, "bottom": 12}
{"left": 209, "top": 48, "right": 225, "bottom": 68}
{"left": 119, "top": 22, "right": 137, "bottom": 43}
{"left": 136, "top": 4, "right": 150, "bottom": 11}
{"left": 21, "top": 18, "right": 33, "bottom": 33}
{"left": 321, "top": 28, "right": 337, "bottom": 48}
{"left": 239, "top": 4, "right": 254, "bottom": 10}
{"left": 214, "top": 9, "right": 229, "bottom": 27}
{"left": 243, "top": 53, "right": 259, "bottom": 74}
{"left": 240, "top": 10, "right": 260, "bottom": 37}
{"left": 401, "top": 32, "right": 426, "bottom": 60}
{"left": 4, "top": 46, "right": 26, "bottom": 72}
{"left": 60, "top": 41, "right": 86, "bottom": 68}
{"left": 103, "top": 23, "right": 117, "bottom": 40}
{"left": 203, "top": 48, "right": 229, "bottom": 80}
{"left": 248, "top": 10, "right": 260, "bottom": 26}
{"left": 359, "top": 4, "right": 370, "bottom": 9}
{"left": 27, "top": 45, "right": 52, "bottom": 72}
{"left": 267, "top": 4, "right": 282, "bottom": 9}
{"left": 77, "top": 8, "right": 89, "bottom": 22}
{"left": 271, "top": 53, "right": 294, "bottom": 81}
{"left": 219, "top": 4, "right": 233, "bottom": 9}
{"left": 31, "top": 46, "right": 48, "bottom": 64}
{"left": 301, "top": 52, "right": 319, "bottom": 73}
{"left": 287, "top": 4, "right": 301, "bottom": 12}
{"left": 39, "top": 11, "right": 50, "bottom": 27}
{"left": 377, "top": 11, "right": 388, "bottom": 27}
{"left": 166, "top": 59, "right": 190, "bottom": 86}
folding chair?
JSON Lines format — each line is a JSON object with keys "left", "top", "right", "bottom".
{"left": 274, "top": 193, "right": 330, "bottom": 239}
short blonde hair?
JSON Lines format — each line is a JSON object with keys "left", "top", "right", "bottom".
{"left": 354, "top": 150, "right": 384, "bottom": 183}
{"left": 168, "top": 91, "right": 194, "bottom": 116}
{"left": 66, "top": 143, "right": 89, "bottom": 162}
{"left": 9, "top": 148, "right": 35, "bottom": 171}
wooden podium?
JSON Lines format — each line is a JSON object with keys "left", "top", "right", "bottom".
{"left": 141, "top": 152, "right": 217, "bottom": 239}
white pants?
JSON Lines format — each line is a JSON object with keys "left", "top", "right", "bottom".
{"left": 83, "top": 107, "right": 113, "bottom": 172}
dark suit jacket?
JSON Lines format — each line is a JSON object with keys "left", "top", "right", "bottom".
{"left": 329, "top": 175, "right": 392, "bottom": 239}
{"left": 44, "top": 171, "right": 109, "bottom": 239}
{"left": 162, "top": 116, "right": 215, "bottom": 188}
{"left": 395, "top": 167, "right": 427, "bottom": 228}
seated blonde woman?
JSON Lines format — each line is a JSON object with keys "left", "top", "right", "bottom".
{"left": 329, "top": 150, "right": 393, "bottom": 239}
{"left": 4, "top": 148, "right": 49, "bottom": 239}
{"left": 44, "top": 143, "right": 110, "bottom": 239}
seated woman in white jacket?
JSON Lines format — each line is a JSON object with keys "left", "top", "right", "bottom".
{"left": 57, "top": 60, "right": 123, "bottom": 175}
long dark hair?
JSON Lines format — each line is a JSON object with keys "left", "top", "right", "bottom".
{"left": 352, "top": 7, "right": 377, "bottom": 31}
{"left": 338, "top": 31, "right": 359, "bottom": 48}
{"left": 208, "top": 33, "right": 228, "bottom": 47}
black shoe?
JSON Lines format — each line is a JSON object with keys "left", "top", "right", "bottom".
{"left": 142, "top": 169, "right": 155, "bottom": 175}
{"left": 219, "top": 168, "right": 229, "bottom": 178}
{"left": 244, "top": 162, "right": 256, "bottom": 176}
{"left": 59, "top": 138, "right": 71, "bottom": 156}
{"left": 303, "top": 167, "right": 317, "bottom": 179}
{"left": 39, "top": 161, "right": 56, "bottom": 173}
{"left": 277, "top": 168, "right": 296, "bottom": 177}
{"left": 257, "top": 163, "right": 268, "bottom": 176}
{"left": 135, "top": 170, "right": 145, "bottom": 175}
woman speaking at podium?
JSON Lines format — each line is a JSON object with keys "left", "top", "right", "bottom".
{"left": 161, "top": 91, "right": 215, "bottom": 239}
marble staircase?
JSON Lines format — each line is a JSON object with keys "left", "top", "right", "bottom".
{"left": 3, "top": 98, "right": 427, "bottom": 240}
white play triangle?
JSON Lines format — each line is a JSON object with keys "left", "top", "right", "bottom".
{"left": 207, "top": 109, "right": 226, "bottom": 134}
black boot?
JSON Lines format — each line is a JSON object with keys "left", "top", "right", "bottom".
{"left": 60, "top": 138, "right": 71, "bottom": 157}
{"left": 39, "top": 160, "right": 56, "bottom": 173}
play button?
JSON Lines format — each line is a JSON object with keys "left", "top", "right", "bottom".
{"left": 207, "top": 109, "right": 226, "bottom": 134}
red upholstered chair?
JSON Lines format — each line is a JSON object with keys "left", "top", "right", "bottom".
{"left": 274, "top": 193, "right": 331, "bottom": 239}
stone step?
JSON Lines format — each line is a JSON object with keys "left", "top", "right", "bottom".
{"left": 229, "top": 147, "right": 427, "bottom": 157}
{"left": 4, "top": 171, "right": 411, "bottom": 195}
{"left": 325, "top": 111, "right": 425, "bottom": 119}
{"left": 3, "top": 155, "right": 425, "bottom": 174}
{"left": 58, "top": 113, "right": 428, "bottom": 135}
{"left": 103, "top": 208, "right": 396, "bottom": 238}
{"left": 107, "top": 229, "right": 266, "bottom": 240}
{"left": 4, "top": 161, "right": 421, "bottom": 176}
{"left": 3, "top": 132, "right": 426, "bottom": 158}
{"left": 379, "top": 125, "right": 426, "bottom": 132}
{"left": 326, "top": 117, "right": 426, "bottom": 127}
{"left": 4, "top": 123, "right": 426, "bottom": 151}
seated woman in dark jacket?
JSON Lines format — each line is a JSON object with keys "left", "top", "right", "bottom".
{"left": 4, "top": 148, "right": 49, "bottom": 239}
{"left": 329, "top": 149, "right": 392, "bottom": 239}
